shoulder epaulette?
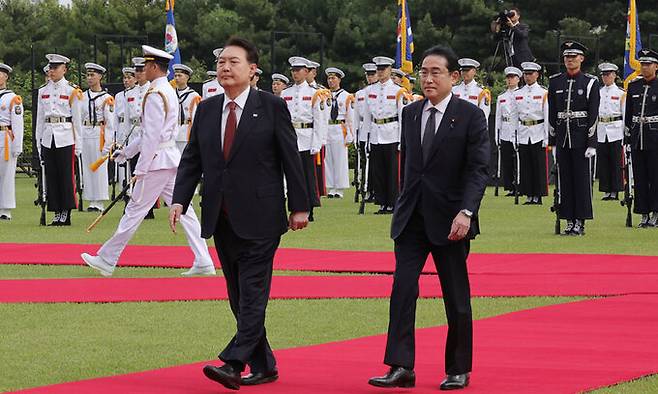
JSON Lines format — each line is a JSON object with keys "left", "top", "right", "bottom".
{"left": 394, "top": 82, "right": 403, "bottom": 88}
{"left": 68, "top": 81, "right": 80, "bottom": 89}
{"left": 203, "top": 78, "right": 214, "bottom": 84}
{"left": 549, "top": 73, "right": 561, "bottom": 79}
{"left": 585, "top": 73, "right": 597, "bottom": 79}
{"left": 513, "top": 87, "right": 522, "bottom": 91}
{"left": 38, "top": 83, "right": 47, "bottom": 89}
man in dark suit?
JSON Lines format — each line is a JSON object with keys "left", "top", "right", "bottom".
{"left": 507, "top": 8, "right": 535, "bottom": 69}
{"left": 369, "top": 45, "right": 490, "bottom": 391}
{"left": 169, "top": 37, "right": 310, "bottom": 390}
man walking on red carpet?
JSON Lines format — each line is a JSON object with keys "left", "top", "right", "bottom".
{"left": 170, "top": 37, "right": 310, "bottom": 390}
{"left": 369, "top": 45, "right": 489, "bottom": 390}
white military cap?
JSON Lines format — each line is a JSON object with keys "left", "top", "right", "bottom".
{"left": 142, "top": 45, "right": 173, "bottom": 62}
{"left": 43, "top": 64, "right": 50, "bottom": 73}
{"left": 521, "top": 62, "right": 541, "bottom": 72}
{"left": 272, "top": 73, "right": 289, "bottom": 84}
{"left": 325, "top": 67, "right": 345, "bottom": 78}
{"left": 132, "top": 57, "right": 146, "bottom": 67}
{"left": 256, "top": 68, "right": 263, "bottom": 75}
{"left": 458, "top": 58, "right": 480, "bottom": 69}
{"left": 288, "top": 56, "right": 309, "bottom": 67}
{"left": 598, "top": 63, "right": 619, "bottom": 73}
{"left": 84, "top": 62, "right": 106, "bottom": 74}
{"left": 307, "top": 60, "right": 320, "bottom": 69}
{"left": 122, "top": 67, "right": 135, "bottom": 75}
{"left": 391, "top": 68, "right": 405, "bottom": 78}
{"left": 173, "top": 64, "right": 193, "bottom": 75}
{"left": 45, "top": 53, "right": 70, "bottom": 64}
{"left": 207, "top": 70, "right": 217, "bottom": 77}
{"left": 372, "top": 56, "right": 395, "bottom": 67}
{"left": 0, "top": 63, "right": 13, "bottom": 74}
{"left": 638, "top": 49, "right": 658, "bottom": 64}
{"left": 504, "top": 66, "right": 522, "bottom": 77}
{"left": 362, "top": 63, "right": 377, "bottom": 72}
{"left": 213, "top": 47, "right": 223, "bottom": 59}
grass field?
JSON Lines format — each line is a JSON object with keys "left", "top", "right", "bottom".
{"left": 0, "top": 175, "right": 657, "bottom": 392}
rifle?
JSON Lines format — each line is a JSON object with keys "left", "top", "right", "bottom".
{"left": 33, "top": 158, "right": 47, "bottom": 226}
{"left": 549, "top": 148, "right": 561, "bottom": 234}
{"left": 358, "top": 143, "right": 370, "bottom": 215}
{"left": 621, "top": 145, "right": 634, "bottom": 227}
{"left": 494, "top": 137, "right": 501, "bottom": 196}
{"left": 352, "top": 135, "right": 361, "bottom": 203}
{"left": 513, "top": 133, "right": 520, "bottom": 205}
{"left": 75, "top": 153, "right": 84, "bottom": 211}
{"left": 87, "top": 177, "right": 136, "bottom": 232}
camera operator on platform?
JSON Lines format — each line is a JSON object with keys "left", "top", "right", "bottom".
{"left": 491, "top": 7, "right": 534, "bottom": 69}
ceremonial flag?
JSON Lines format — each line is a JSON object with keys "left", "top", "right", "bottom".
{"left": 164, "top": 0, "right": 181, "bottom": 80}
{"left": 624, "top": 0, "right": 642, "bottom": 89}
{"left": 396, "top": 0, "right": 414, "bottom": 91}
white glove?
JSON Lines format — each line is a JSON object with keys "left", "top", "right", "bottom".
{"left": 11, "top": 151, "right": 21, "bottom": 158}
{"left": 75, "top": 147, "right": 82, "bottom": 156}
{"left": 585, "top": 147, "right": 596, "bottom": 158}
{"left": 112, "top": 149, "right": 127, "bottom": 164}
{"left": 310, "top": 148, "right": 320, "bottom": 155}
{"left": 542, "top": 140, "right": 548, "bottom": 148}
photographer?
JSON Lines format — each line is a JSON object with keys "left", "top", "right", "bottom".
{"left": 492, "top": 7, "right": 534, "bottom": 69}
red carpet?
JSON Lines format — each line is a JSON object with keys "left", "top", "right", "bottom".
{"left": 2, "top": 270, "right": 657, "bottom": 303}
{"left": 12, "top": 294, "right": 658, "bottom": 393}
{"left": 2, "top": 242, "right": 658, "bottom": 275}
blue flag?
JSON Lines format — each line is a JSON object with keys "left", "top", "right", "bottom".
{"left": 395, "top": 0, "right": 414, "bottom": 91}
{"left": 624, "top": 0, "right": 642, "bottom": 88}
{"left": 164, "top": 0, "right": 181, "bottom": 80}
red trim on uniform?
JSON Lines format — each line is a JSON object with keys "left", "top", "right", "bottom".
{"left": 59, "top": 95, "right": 69, "bottom": 100}
{"left": 208, "top": 88, "right": 217, "bottom": 93}
{"left": 283, "top": 96, "right": 293, "bottom": 101}
{"left": 468, "top": 95, "right": 478, "bottom": 100}
{"left": 127, "top": 97, "right": 135, "bottom": 102}
{"left": 357, "top": 97, "right": 365, "bottom": 101}
{"left": 500, "top": 99, "right": 507, "bottom": 103}
{"left": 41, "top": 95, "right": 50, "bottom": 99}
{"left": 72, "top": 147, "right": 78, "bottom": 209}
{"left": 454, "top": 93, "right": 461, "bottom": 97}
{"left": 368, "top": 94, "right": 377, "bottom": 99}
{"left": 386, "top": 95, "right": 395, "bottom": 99}
{"left": 302, "top": 96, "right": 312, "bottom": 101}
{"left": 611, "top": 96, "right": 620, "bottom": 100}
{"left": 516, "top": 96, "right": 524, "bottom": 100}
{"left": 533, "top": 95, "right": 542, "bottom": 100}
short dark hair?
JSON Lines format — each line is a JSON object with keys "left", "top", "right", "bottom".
{"left": 224, "top": 36, "right": 259, "bottom": 65}
{"left": 421, "top": 45, "right": 459, "bottom": 72}
{"left": 511, "top": 7, "right": 520, "bottom": 15}
{"left": 153, "top": 61, "right": 169, "bottom": 73}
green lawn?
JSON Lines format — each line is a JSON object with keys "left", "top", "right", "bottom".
{"left": 0, "top": 175, "right": 656, "bottom": 392}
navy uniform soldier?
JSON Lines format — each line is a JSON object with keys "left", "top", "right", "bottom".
{"left": 80, "top": 63, "right": 115, "bottom": 211}
{"left": 0, "top": 63, "right": 24, "bottom": 220}
{"left": 452, "top": 58, "right": 491, "bottom": 123}
{"left": 324, "top": 67, "right": 355, "bottom": 198}
{"left": 511, "top": 62, "right": 549, "bottom": 204}
{"left": 35, "top": 54, "right": 84, "bottom": 226}
{"left": 250, "top": 67, "right": 262, "bottom": 90}
{"left": 354, "top": 63, "right": 379, "bottom": 199}
{"left": 281, "top": 56, "right": 326, "bottom": 220}
{"left": 125, "top": 57, "right": 150, "bottom": 148}
{"left": 625, "top": 49, "right": 658, "bottom": 227}
{"left": 271, "top": 73, "right": 289, "bottom": 97}
{"left": 202, "top": 48, "right": 225, "bottom": 100}
{"left": 82, "top": 45, "right": 214, "bottom": 277}
{"left": 597, "top": 62, "right": 625, "bottom": 201}
{"left": 172, "top": 64, "right": 201, "bottom": 155}
{"left": 494, "top": 66, "right": 522, "bottom": 196}
{"left": 365, "top": 56, "right": 410, "bottom": 214}
{"left": 548, "top": 40, "right": 600, "bottom": 235}
{"left": 114, "top": 67, "right": 136, "bottom": 188}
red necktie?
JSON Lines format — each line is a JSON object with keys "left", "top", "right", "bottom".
{"left": 223, "top": 101, "right": 237, "bottom": 160}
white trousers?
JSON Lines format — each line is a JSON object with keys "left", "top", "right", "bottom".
{"left": 97, "top": 168, "right": 213, "bottom": 268}
{"left": 0, "top": 153, "right": 17, "bottom": 209}
{"left": 81, "top": 136, "right": 109, "bottom": 202}
{"left": 324, "top": 141, "right": 350, "bottom": 190}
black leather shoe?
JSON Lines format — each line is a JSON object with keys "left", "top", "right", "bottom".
{"left": 241, "top": 370, "right": 278, "bottom": 385}
{"left": 144, "top": 209, "right": 155, "bottom": 220}
{"left": 440, "top": 373, "right": 470, "bottom": 390}
{"left": 505, "top": 191, "right": 515, "bottom": 197}
{"left": 0, "top": 214, "right": 10, "bottom": 220}
{"left": 203, "top": 364, "right": 241, "bottom": 390}
{"left": 368, "top": 366, "right": 415, "bottom": 388}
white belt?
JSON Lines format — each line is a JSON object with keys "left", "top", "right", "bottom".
{"left": 632, "top": 115, "right": 658, "bottom": 123}
{"left": 158, "top": 140, "right": 176, "bottom": 149}
{"left": 557, "top": 111, "right": 588, "bottom": 119}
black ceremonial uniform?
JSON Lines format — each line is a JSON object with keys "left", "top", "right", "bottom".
{"left": 548, "top": 71, "right": 600, "bottom": 223}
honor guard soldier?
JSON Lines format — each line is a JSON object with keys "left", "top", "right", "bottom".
{"left": 0, "top": 63, "right": 24, "bottom": 220}
{"left": 453, "top": 58, "right": 491, "bottom": 123}
{"left": 281, "top": 56, "right": 327, "bottom": 220}
{"left": 365, "top": 56, "right": 410, "bottom": 214}
{"left": 202, "top": 48, "right": 225, "bottom": 99}
{"left": 548, "top": 40, "right": 600, "bottom": 235}
{"left": 306, "top": 60, "right": 323, "bottom": 89}
{"left": 597, "top": 62, "right": 625, "bottom": 201}
{"left": 80, "top": 63, "right": 115, "bottom": 211}
{"left": 512, "top": 62, "right": 549, "bottom": 204}
{"left": 172, "top": 64, "right": 201, "bottom": 155}
{"left": 35, "top": 54, "right": 83, "bottom": 226}
{"left": 306, "top": 59, "right": 331, "bottom": 197}
{"left": 391, "top": 68, "right": 405, "bottom": 85}
{"left": 494, "top": 66, "right": 522, "bottom": 196}
{"left": 82, "top": 45, "right": 214, "bottom": 277}
{"left": 250, "top": 67, "right": 262, "bottom": 90}
{"left": 625, "top": 49, "right": 658, "bottom": 227}
{"left": 271, "top": 73, "right": 289, "bottom": 97}
{"left": 354, "top": 63, "right": 379, "bottom": 199}
{"left": 324, "top": 67, "right": 355, "bottom": 198}
{"left": 114, "top": 67, "right": 136, "bottom": 188}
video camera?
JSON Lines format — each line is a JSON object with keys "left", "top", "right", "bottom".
{"left": 491, "top": 9, "right": 516, "bottom": 35}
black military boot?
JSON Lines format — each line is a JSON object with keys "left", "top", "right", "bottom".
{"left": 60, "top": 210, "right": 71, "bottom": 226}
{"left": 648, "top": 212, "right": 658, "bottom": 228}
{"left": 562, "top": 220, "right": 575, "bottom": 235}
{"left": 49, "top": 212, "right": 62, "bottom": 226}
{"left": 639, "top": 214, "right": 650, "bottom": 228}
{"left": 572, "top": 219, "right": 585, "bottom": 236}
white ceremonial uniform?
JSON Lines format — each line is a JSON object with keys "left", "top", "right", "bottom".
{"left": 324, "top": 89, "right": 355, "bottom": 194}
{"left": 80, "top": 89, "right": 115, "bottom": 207}
{"left": 353, "top": 87, "right": 371, "bottom": 144}
{"left": 281, "top": 80, "right": 326, "bottom": 153}
{"left": 114, "top": 88, "right": 131, "bottom": 186}
{"left": 511, "top": 82, "right": 549, "bottom": 146}
{"left": 175, "top": 86, "right": 201, "bottom": 154}
{"left": 364, "top": 79, "right": 407, "bottom": 145}
{"left": 35, "top": 77, "right": 83, "bottom": 154}
{"left": 124, "top": 81, "right": 150, "bottom": 143}
{"left": 202, "top": 78, "right": 224, "bottom": 100}
{"left": 97, "top": 76, "right": 213, "bottom": 269}
{"left": 597, "top": 84, "right": 625, "bottom": 143}
{"left": 452, "top": 80, "right": 491, "bottom": 123}
{"left": 495, "top": 88, "right": 517, "bottom": 145}
{"left": 0, "top": 89, "right": 24, "bottom": 215}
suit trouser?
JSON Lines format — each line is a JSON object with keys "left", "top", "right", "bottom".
{"left": 557, "top": 146, "right": 593, "bottom": 220}
{"left": 519, "top": 141, "right": 548, "bottom": 197}
{"left": 42, "top": 141, "right": 76, "bottom": 212}
{"left": 632, "top": 148, "right": 658, "bottom": 214}
{"left": 97, "top": 168, "right": 213, "bottom": 268}
{"left": 300, "top": 150, "right": 320, "bottom": 207}
{"left": 597, "top": 139, "right": 623, "bottom": 193}
{"left": 324, "top": 141, "right": 350, "bottom": 190}
{"left": 214, "top": 213, "right": 280, "bottom": 373}
{"left": 385, "top": 208, "right": 472, "bottom": 375}
{"left": 0, "top": 153, "right": 17, "bottom": 210}
{"left": 370, "top": 142, "right": 399, "bottom": 207}
{"left": 500, "top": 140, "right": 516, "bottom": 192}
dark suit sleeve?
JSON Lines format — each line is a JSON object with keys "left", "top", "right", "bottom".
{"left": 461, "top": 105, "right": 491, "bottom": 213}
{"left": 587, "top": 78, "right": 601, "bottom": 148}
{"left": 273, "top": 96, "right": 309, "bottom": 213}
{"left": 399, "top": 105, "right": 409, "bottom": 192}
{"left": 172, "top": 101, "right": 204, "bottom": 215}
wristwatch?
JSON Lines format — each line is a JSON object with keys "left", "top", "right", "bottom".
{"left": 460, "top": 209, "right": 473, "bottom": 218}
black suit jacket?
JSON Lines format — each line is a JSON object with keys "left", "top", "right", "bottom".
{"left": 391, "top": 96, "right": 490, "bottom": 245}
{"left": 172, "top": 88, "right": 309, "bottom": 239}
{"left": 509, "top": 23, "right": 534, "bottom": 67}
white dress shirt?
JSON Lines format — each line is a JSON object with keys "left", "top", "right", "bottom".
{"left": 221, "top": 86, "right": 251, "bottom": 148}
{"left": 420, "top": 93, "right": 452, "bottom": 144}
